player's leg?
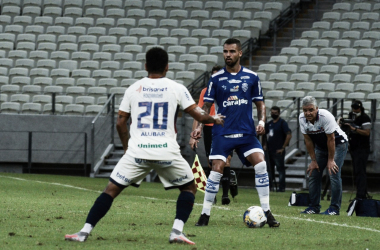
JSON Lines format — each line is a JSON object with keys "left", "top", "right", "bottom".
{"left": 245, "top": 152, "right": 280, "bottom": 227}
{"left": 64, "top": 181, "right": 124, "bottom": 242}
{"left": 221, "top": 154, "right": 232, "bottom": 205}
{"left": 195, "top": 159, "right": 225, "bottom": 226}
{"left": 195, "top": 135, "right": 231, "bottom": 226}
{"left": 153, "top": 157, "right": 196, "bottom": 245}
{"left": 307, "top": 147, "right": 327, "bottom": 214}
{"left": 237, "top": 135, "right": 280, "bottom": 227}
{"left": 324, "top": 142, "right": 347, "bottom": 215}
{"left": 65, "top": 154, "right": 149, "bottom": 242}
{"left": 274, "top": 152, "right": 286, "bottom": 192}
{"left": 169, "top": 182, "right": 197, "bottom": 245}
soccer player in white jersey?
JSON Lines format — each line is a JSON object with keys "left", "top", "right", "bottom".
{"left": 191, "top": 38, "right": 280, "bottom": 227}
{"left": 65, "top": 48, "right": 225, "bottom": 245}
{"left": 299, "top": 96, "right": 348, "bottom": 215}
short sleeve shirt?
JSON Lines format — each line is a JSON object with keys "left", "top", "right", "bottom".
{"left": 299, "top": 109, "right": 348, "bottom": 150}
{"left": 119, "top": 77, "right": 195, "bottom": 160}
{"left": 265, "top": 118, "right": 291, "bottom": 152}
{"left": 203, "top": 66, "right": 263, "bottom": 136}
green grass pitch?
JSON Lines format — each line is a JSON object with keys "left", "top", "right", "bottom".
{"left": 0, "top": 172, "right": 379, "bottom": 250}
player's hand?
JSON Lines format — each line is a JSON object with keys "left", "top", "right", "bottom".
{"left": 327, "top": 160, "right": 339, "bottom": 175}
{"left": 306, "top": 160, "right": 320, "bottom": 177}
{"left": 276, "top": 148, "right": 285, "bottom": 154}
{"left": 189, "top": 137, "right": 199, "bottom": 149}
{"left": 213, "top": 113, "right": 225, "bottom": 126}
{"left": 256, "top": 124, "right": 265, "bottom": 135}
{"left": 190, "top": 127, "right": 202, "bottom": 140}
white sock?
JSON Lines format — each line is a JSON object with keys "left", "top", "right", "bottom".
{"left": 80, "top": 223, "right": 93, "bottom": 234}
{"left": 254, "top": 161, "right": 270, "bottom": 212}
{"left": 201, "top": 171, "right": 223, "bottom": 216}
{"left": 172, "top": 219, "right": 184, "bottom": 233}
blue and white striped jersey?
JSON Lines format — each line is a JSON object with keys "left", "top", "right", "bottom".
{"left": 203, "top": 66, "right": 263, "bottom": 136}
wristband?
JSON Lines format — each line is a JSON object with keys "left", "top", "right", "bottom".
{"left": 258, "top": 120, "right": 265, "bottom": 127}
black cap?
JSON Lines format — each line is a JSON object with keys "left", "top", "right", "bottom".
{"left": 351, "top": 101, "right": 362, "bottom": 109}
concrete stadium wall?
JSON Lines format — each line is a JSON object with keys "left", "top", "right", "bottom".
{"left": 0, "top": 114, "right": 110, "bottom": 165}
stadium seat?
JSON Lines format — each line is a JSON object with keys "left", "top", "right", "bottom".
{"left": 307, "top": 91, "right": 326, "bottom": 99}
{"left": 87, "top": 87, "right": 107, "bottom": 99}
{"left": 276, "top": 82, "right": 295, "bottom": 91}
{"left": 335, "top": 83, "right": 354, "bottom": 93}
{"left": 33, "top": 77, "right": 53, "bottom": 87}
{"left": 175, "top": 71, "right": 195, "bottom": 86}
{"left": 10, "top": 94, "right": 30, "bottom": 104}
{"left": 296, "top": 82, "right": 315, "bottom": 91}
{"left": 355, "top": 83, "right": 373, "bottom": 93}
{"left": 66, "top": 86, "right": 86, "bottom": 98}
{"left": 55, "top": 78, "right": 75, "bottom": 90}
{"left": 76, "top": 78, "right": 96, "bottom": 88}
{"left": 85, "top": 105, "right": 105, "bottom": 116}
{"left": 64, "top": 104, "right": 85, "bottom": 116}
{"left": 147, "top": 9, "right": 166, "bottom": 19}
{"left": 1, "top": 102, "right": 21, "bottom": 114}
{"left": 299, "top": 65, "right": 318, "bottom": 74}
{"left": 55, "top": 95, "right": 74, "bottom": 105}
{"left": 11, "top": 77, "right": 31, "bottom": 87}
{"left": 316, "top": 82, "right": 335, "bottom": 92}
{"left": 116, "top": 18, "right": 136, "bottom": 29}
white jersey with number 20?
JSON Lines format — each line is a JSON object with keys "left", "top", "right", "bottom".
{"left": 119, "top": 77, "right": 195, "bottom": 160}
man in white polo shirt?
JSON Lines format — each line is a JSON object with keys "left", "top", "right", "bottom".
{"left": 299, "top": 96, "right": 348, "bottom": 215}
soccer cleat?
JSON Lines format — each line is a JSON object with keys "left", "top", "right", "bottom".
{"left": 230, "top": 170, "right": 238, "bottom": 198}
{"left": 320, "top": 207, "right": 339, "bottom": 215}
{"left": 65, "top": 232, "right": 89, "bottom": 242}
{"left": 300, "top": 207, "right": 320, "bottom": 214}
{"left": 195, "top": 213, "right": 210, "bottom": 226}
{"left": 221, "top": 196, "right": 230, "bottom": 205}
{"left": 169, "top": 232, "right": 195, "bottom": 245}
{"left": 264, "top": 210, "right": 280, "bottom": 227}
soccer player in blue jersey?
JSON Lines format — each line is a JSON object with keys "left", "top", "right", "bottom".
{"left": 191, "top": 38, "right": 280, "bottom": 227}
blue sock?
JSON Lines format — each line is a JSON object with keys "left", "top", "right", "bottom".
{"left": 175, "top": 191, "right": 195, "bottom": 223}
{"left": 86, "top": 193, "right": 113, "bottom": 227}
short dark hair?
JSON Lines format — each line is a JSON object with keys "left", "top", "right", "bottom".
{"left": 271, "top": 106, "right": 281, "bottom": 113}
{"left": 351, "top": 100, "right": 365, "bottom": 113}
{"left": 145, "top": 47, "right": 168, "bottom": 74}
{"left": 211, "top": 65, "right": 222, "bottom": 74}
{"left": 224, "top": 38, "right": 242, "bottom": 50}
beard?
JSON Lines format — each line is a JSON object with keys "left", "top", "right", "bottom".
{"left": 224, "top": 57, "right": 239, "bottom": 67}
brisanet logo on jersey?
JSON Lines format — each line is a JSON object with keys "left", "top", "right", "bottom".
{"left": 138, "top": 143, "right": 168, "bottom": 148}
{"left": 136, "top": 85, "right": 168, "bottom": 93}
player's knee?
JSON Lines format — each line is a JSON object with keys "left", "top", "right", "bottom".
{"left": 254, "top": 161, "right": 267, "bottom": 175}
{"left": 179, "top": 182, "right": 197, "bottom": 195}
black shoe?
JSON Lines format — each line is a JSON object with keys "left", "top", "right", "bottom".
{"left": 195, "top": 213, "right": 210, "bottom": 226}
{"left": 221, "top": 196, "right": 230, "bottom": 205}
{"left": 264, "top": 210, "right": 280, "bottom": 228}
{"left": 230, "top": 170, "right": 238, "bottom": 198}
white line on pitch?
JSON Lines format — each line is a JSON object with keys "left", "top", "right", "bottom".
{"left": 2, "top": 175, "right": 380, "bottom": 233}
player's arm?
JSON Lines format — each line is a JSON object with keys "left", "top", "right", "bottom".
{"left": 186, "top": 103, "right": 224, "bottom": 139}
{"left": 116, "top": 110, "right": 130, "bottom": 153}
{"left": 254, "top": 100, "right": 266, "bottom": 135}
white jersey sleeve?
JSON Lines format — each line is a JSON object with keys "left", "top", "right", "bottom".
{"left": 176, "top": 83, "right": 195, "bottom": 110}
{"left": 321, "top": 110, "right": 338, "bottom": 134}
{"left": 119, "top": 87, "right": 132, "bottom": 113}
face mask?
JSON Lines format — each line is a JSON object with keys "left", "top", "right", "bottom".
{"left": 271, "top": 114, "right": 279, "bottom": 120}
{"left": 353, "top": 111, "right": 361, "bottom": 117}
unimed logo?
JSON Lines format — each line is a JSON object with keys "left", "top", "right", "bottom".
{"left": 138, "top": 143, "right": 168, "bottom": 148}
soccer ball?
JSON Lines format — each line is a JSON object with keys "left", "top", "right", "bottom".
{"left": 243, "top": 206, "right": 267, "bottom": 228}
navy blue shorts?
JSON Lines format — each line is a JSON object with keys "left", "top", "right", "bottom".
{"left": 209, "top": 134, "right": 264, "bottom": 167}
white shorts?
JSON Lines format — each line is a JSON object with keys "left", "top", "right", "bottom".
{"left": 110, "top": 153, "right": 195, "bottom": 190}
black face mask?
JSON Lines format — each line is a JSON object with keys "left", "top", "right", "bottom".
{"left": 271, "top": 114, "right": 279, "bottom": 120}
